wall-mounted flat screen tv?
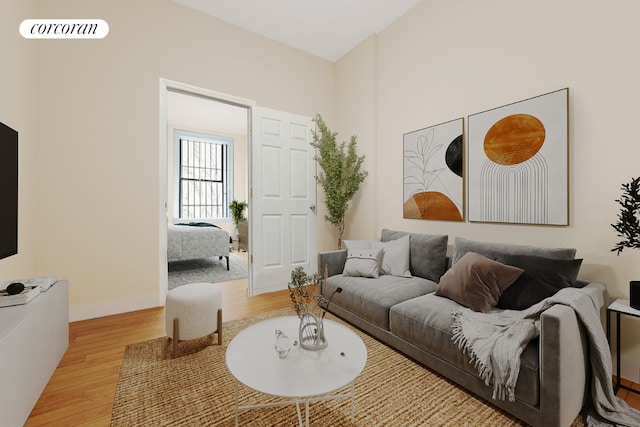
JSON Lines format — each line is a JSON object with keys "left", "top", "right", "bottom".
{"left": 0, "top": 121, "right": 18, "bottom": 260}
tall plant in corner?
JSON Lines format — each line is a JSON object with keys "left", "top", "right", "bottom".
{"left": 311, "top": 114, "right": 368, "bottom": 249}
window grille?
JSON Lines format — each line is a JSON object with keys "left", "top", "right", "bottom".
{"left": 179, "top": 136, "right": 230, "bottom": 219}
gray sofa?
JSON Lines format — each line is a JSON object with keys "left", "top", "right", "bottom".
{"left": 318, "top": 229, "right": 606, "bottom": 427}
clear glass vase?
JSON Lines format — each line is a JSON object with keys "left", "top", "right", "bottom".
{"left": 274, "top": 329, "right": 291, "bottom": 359}
{"left": 298, "top": 313, "right": 327, "bottom": 350}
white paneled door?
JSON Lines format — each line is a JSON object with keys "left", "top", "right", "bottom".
{"left": 250, "top": 107, "right": 317, "bottom": 295}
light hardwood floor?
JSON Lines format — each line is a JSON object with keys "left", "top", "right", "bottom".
{"left": 26, "top": 278, "right": 640, "bottom": 426}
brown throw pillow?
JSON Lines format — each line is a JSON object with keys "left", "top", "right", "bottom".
{"left": 435, "top": 252, "right": 524, "bottom": 312}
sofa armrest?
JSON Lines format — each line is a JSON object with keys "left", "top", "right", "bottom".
{"left": 318, "top": 249, "right": 347, "bottom": 279}
{"left": 539, "top": 282, "right": 606, "bottom": 427}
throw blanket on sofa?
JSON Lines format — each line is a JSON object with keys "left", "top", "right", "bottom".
{"left": 451, "top": 287, "right": 640, "bottom": 426}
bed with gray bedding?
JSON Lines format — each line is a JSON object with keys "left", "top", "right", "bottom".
{"left": 167, "top": 223, "right": 230, "bottom": 269}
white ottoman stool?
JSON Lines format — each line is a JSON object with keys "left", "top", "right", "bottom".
{"left": 165, "top": 282, "right": 222, "bottom": 358}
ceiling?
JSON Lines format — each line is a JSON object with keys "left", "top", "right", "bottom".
{"left": 173, "top": 0, "right": 421, "bottom": 62}
{"left": 167, "top": 91, "right": 248, "bottom": 135}
{"left": 168, "top": 1, "right": 421, "bottom": 133}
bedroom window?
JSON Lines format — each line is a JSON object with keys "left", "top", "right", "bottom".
{"left": 174, "top": 130, "right": 233, "bottom": 220}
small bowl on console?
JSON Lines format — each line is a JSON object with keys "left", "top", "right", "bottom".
{"left": 6, "top": 282, "right": 25, "bottom": 295}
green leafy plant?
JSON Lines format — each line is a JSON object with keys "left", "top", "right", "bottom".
{"left": 311, "top": 114, "right": 368, "bottom": 249}
{"left": 611, "top": 177, "right": 640, "bottom": 255}
{"left": 287, "top": 266, "right": 324, "bottom": 318}
{"left": 229, "top": 200, "right": 248, "bottom": 230}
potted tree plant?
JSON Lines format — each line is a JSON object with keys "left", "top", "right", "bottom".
{"left": 229, "top": 200, "right": 248, "bottom": 251}
{"left": 311, "top": 114, "right": 368, "bottom": 249}
{"left": 611, "top": 176, "right": 640, "bottom": 309}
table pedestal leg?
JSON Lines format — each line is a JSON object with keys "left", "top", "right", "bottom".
{"left": 351, "top": 381, "right": 356, "bottom": 423}
{"left": 234, "top": 382, "right": 239, "bottom": 427}
{"left": 232, "top": 380, "right": 359, "bottom": 425}
{"left": 306, "top": 400, "right": 310, "bottom": 426}
{"left": 295, "top": 400, "right": 303, "bottom": 427}
{"left": 616, "top": 311, "right": 621, "bottom": 394}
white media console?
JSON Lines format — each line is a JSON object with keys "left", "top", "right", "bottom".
{"left": 0, "top": 280, "right": 69, "bottom": 426}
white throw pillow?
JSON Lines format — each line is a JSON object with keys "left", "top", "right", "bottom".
{"left": 372, "top": 235, "right": 412, "bottom": 278}
{"left": 344, "top": 239, "right": 378, "bottom": 250}
{"left": 342, "top": 248, "right": 383, "bottom": 278}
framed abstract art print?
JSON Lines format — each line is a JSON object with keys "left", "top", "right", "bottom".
{"left": 467, "top": 88, "right": 569, "bottom": 225}
{"left": 403, "top": 118, "right": 464, "bottom": 221}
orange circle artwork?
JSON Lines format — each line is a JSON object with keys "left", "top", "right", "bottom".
{"left": 404, "top": 191, "right": 462, "bottom": 221}
{"left": 484, "top": 114, "right": 545, "bottom": 165}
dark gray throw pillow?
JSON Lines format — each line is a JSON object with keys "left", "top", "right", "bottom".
{"left": 496, "top": 253, "right": 583, "bottom": 310}
{"left": 452, "top": 237, "right": 577, "bottom": 265}
{"left": 381, "top": 229, "right": 448, "bottom": 282}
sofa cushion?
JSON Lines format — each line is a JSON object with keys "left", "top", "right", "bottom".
{"left": 496, "top": 253, "right": 584, "bottom": 310}
{"left": 389, "top": 293, "right": 540, "bottom": 406}
{"left": 343, "top": 248, "right": 383, "bottom": 278}
{"left": 452, "top": 237, "right": 576, "bottom": 265}
{"left": 435, "top": 252, "right": 524, "bottom": 312}
{"left": 322, "top": 274, "right": 437, "bottom": 330}
{"left": 381, "top": 229, "right": 448, "bottom": 282}
{"left": 344, "top": 240, "right": 377, "bottom": 250}
{"left": 373, "top": 235, "right": 412, "bottom": 278}
{"left": 345, "top": 238, "right": 412, "bottom": 278}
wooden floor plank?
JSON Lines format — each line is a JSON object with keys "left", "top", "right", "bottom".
{"left": 25, "top": 278, "right": 289, "bottom": 426}
{"left": 25, "top": 277, "right": 640, "bottom": 426}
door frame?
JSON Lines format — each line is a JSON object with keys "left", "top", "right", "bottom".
{"left": 158, "top": 79, "right": 255, "bottom": 300}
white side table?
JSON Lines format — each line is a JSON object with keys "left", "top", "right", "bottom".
{"left": 606, "top": 299, "right": 640, "bottom": 395}
{"left": 226, "top": 316, "right": 367, "bottom": 426}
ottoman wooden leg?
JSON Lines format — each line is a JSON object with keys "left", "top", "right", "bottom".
{"left": 173, "top": 317, "right": 179, "bottom": 358}
{"left": 217, "top": 308, "right": 223, "bottom": 345}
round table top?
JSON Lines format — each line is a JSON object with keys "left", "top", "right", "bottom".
{"left": 226, "top": 316, "right": 367, "bottom": 398}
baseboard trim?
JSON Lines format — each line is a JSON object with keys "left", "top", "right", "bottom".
{"left": 70, "top": 293, "right": 163, "bottom": 322}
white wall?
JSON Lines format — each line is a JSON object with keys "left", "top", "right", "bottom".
{"left": 0, "top": 0, "right": 38, "bottom": 282}
{"left": 336, "top": 0, "right": 640, "bottom": 375}
{"left": 26, "top": 0, "right": 334, "bottom": 320}
{"left": 330, "top": 35, "right": 379, "bottom": 249}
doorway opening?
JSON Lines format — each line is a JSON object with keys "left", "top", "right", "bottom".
{"left": 159, "top": 79, "right": 254, "bottom": 299}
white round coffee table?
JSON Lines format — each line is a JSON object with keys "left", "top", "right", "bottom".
{"left": 226, "top": 316, "right": 367, "bottom": 426}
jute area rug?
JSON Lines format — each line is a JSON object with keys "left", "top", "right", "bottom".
{"left": 111, "top": 309, "right": 586, "bottom": 426}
